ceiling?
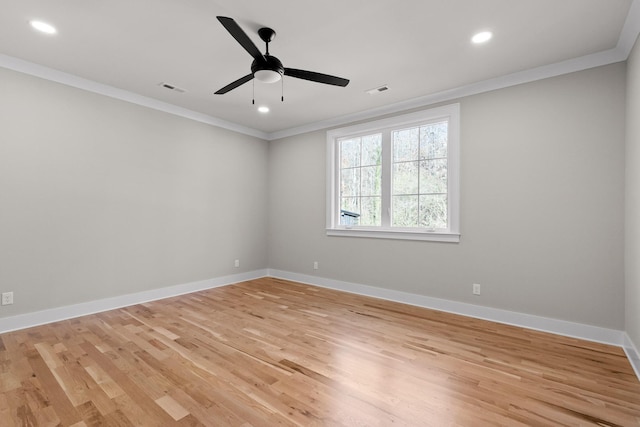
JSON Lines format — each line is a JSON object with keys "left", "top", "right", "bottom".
{"left": 1, "top": 0, "right": 638, "bottom": 139}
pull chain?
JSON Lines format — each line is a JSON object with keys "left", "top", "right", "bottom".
{"left": 252, "top": 79, "right": 255, "bottom": 105}
{"left": 281, "top": 76, "right": 284, "bottom": 102}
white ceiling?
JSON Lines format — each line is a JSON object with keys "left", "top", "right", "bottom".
{"left": 1, "top": 0, "right": 638, "bottom": 139}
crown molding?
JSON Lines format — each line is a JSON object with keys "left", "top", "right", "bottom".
{"left": 0, "top": 54, "right": 269, "bottom": 141}
{"left": 268, "top": 0, "right": 640, "bottom": 140}
{"left": 2, "top": 0, "right": 638, "bottom": 142}
{"left": 267, "top": 47, "right": 626, "bottom": 141}
{"left": 618, "top": 0, "right": 640, "bottom": 57}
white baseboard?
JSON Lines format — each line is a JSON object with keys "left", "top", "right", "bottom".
{"left": 0, "top": 269, "right": 268, "bottom": 334}
{"left": 267, "top": 269, "right": 626, "bottom": 347}
{"left": 624, "top": 334, "right": 640, "bottom": 380}
{"left": 2, "top": 268, "right": 636, "bottom": 381}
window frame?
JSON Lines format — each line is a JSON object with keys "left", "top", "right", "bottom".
{"left": 326, "top": 104, "right": 460, "bottom": 242}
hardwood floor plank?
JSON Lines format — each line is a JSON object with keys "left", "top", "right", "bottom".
{"left": 155, "top": 395, "right": 189, "bottom": 421}
{"left": 1, "top": 277, "right": 639, "bottom": 426}
{"left": 78, "top": 342, "right": 178, "bottom": 426}
{"left": 27, "top": 348, "right": 83, "bottom": 426}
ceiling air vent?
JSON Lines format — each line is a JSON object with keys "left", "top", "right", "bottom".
{"left": 158, "top": 82, "right": 186, "bottom": 93}
{"left": 366, "top": 84, "right": 389, "bottom": 95}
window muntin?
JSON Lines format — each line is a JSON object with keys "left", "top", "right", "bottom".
{"left": 327, "top": 104, "right": 459, "bottom": 242}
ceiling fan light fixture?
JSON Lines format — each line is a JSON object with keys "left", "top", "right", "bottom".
{"left": 254, "top": 69, "right": 282, "bottom": 83}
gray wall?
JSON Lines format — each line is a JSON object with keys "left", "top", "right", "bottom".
{"left": 0, "top": 60, "right": 630, "bottom": 332}
{"left": 0, "top": 67, "right": 269, "bottom": 317}
{"left": 627, "top": 36, "right": 640, "bottom": 347}
{"left": 269, "top": 63, "right": 626, "bottom": 329}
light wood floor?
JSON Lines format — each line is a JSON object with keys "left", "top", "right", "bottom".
{"left": 1, "top": 277, "right": 639, "bottom": 426}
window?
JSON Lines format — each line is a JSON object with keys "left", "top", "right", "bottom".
{"left": 326, "top": 104, "right": 460, "bottom": 242}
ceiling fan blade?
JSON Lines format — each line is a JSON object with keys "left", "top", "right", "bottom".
{"left": 217, "top": 16, "right": 265, "bottom": 62}
{"left": 214, "top": 74, "right": 254, "bottom": 94}
{"left": 284, "top": 68, "right": 349, "bottom": 87}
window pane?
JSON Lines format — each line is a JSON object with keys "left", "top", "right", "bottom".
{"left": 341, "top": 168, "right": 360, "bottom": 197}
{"left": 393, "top": 161, "right": 419, "bottom": 195}
{"left": 361, "top": 134, "right": 382, "bottom": 166}
{"left": 361, "top": 166, "right": 381, "bottom": 196}
{"left": 392, "top": 195, "right": 419, "bottom": 227}
{"left": 419, "top": 195, "right": 447, "bottom": 229}
{"left": 360, "top": 196, "right": 381, "bottom": 226}
{"left": 341, "top": 197, "right": 359, "bottom": 218}
{"left": 393, "top": 127, "right": 419, "bottom": 162}
{"left": 420, "top": 121, "right": 448, "bottom": 159}
{"left": 420, "top": 159, "right": 447, "bottom": 194}
{"left": 340, "top": 138, "right": 360, "bottom": 168}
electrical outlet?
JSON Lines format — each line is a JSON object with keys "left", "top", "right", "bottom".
{"left": 472, "top": 284, "right": 481, "bottom": 295}
{"left": 234, "top": 259, "right": 240, "bottom": 268}
{"left": 313, "top": 261, "right": 319, "bottom": 270}
{"left": 1, "top": 292, "right": 14, "bottom": 305}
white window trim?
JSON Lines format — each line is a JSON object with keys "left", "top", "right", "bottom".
{"left": 326, "top": 104, "right": 460, "bottom": 243}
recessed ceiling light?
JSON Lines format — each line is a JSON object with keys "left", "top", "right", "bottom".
{"left": 30, "top": 20, "right": 57, "bottom": 35}
{"left": 257, "top": 106, "right": 270, "bottom": 113}
{"left": 471, "top": 31, "right": 492, "bottom": 44}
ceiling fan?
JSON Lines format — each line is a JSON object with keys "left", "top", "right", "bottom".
{"left": 214, "top": 16, "right": 350, "bottom": 96}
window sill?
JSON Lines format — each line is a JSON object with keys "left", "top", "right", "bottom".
{"left": 326, "top": 228, "right": 460, "bottom": 243}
